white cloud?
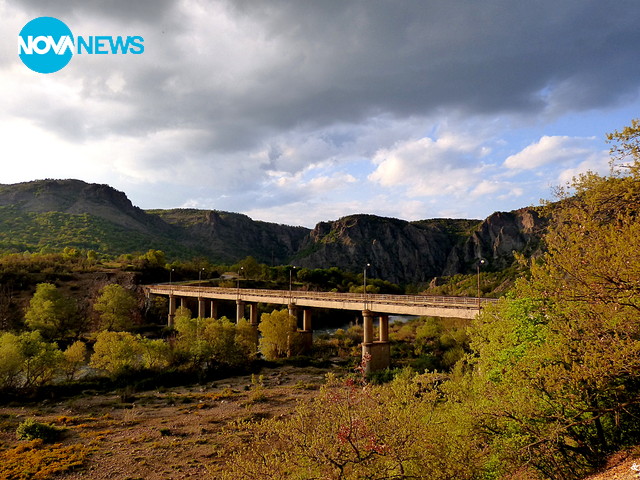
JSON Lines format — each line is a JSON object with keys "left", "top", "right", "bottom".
{"left": 368, "top": 132, "right": 491, "bottom": 197}
{"left": 504, "top": 135, "right": 596, "bottom": 171}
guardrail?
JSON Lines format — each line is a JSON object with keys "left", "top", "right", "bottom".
{"left": 146, "top": 284, "right": 499, "bottom": 310}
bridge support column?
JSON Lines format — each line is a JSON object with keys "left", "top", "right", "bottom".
{"left": 361, "top": 310, "right": 390, "bottom": 373}
{"left": 379, "top": 315, "right": 389, "bottom": 342}
{"left": 302, "top": 309, "right": 312, "bottom": 332}
{"left": 249, "top": 303, "right": 259, "bottom": 327}
{"left": 298, "top": 308, "right": 313, "bottom": 353}
{"left": 168, "top": 295, "right": 176, "bottom": 328}
{"left": 210, "top": 300, "right": 218, "bottom": 319}
{"left": 198, "top": 297, "right": 205, "bottom": 319}
{"left": 236, "top": 300, "right": 245, "bottom": 323}
{"left": 362, "top": 309, "right": 374, "bottom": 344}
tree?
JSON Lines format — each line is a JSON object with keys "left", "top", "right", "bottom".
{"left": 16, "top": 331, "right": 63, "bottom": 390}
{"left": 93, "top": 283, "right": 138, "bottom": 331}
{"left": 0, "top": 332, "right": 23, "bottom": 390}
{"left": 173, "top": 312, "right": 257, "bottom": 369}
{"left": 24, "top": 283, "right": 78, "bottom": 339}
{"left": 258, "top": 309, "right": 299, "bottom": 360}
{"left": 90, "top": 330, "right": 143, "bottom": 376}
{"left": 467, "top": 119, "right": 640, "bottom": 478}
{"left": 62, "top": 340, "right": 87, "bottom": 381}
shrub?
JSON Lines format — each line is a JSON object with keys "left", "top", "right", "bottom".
{"left": 16, "top": 419, "right": 63, "bottom": 443}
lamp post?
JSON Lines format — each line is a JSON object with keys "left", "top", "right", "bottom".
{"left": 289, "top": 266, "right": 297, "bottom": 303}
{"left": 198, "top": 267, "right": 205, "bottom": 286}
{"left": 169, "top": 268, "right": 174, "bottom": 293}
{"left": 477, "top": 258, "right": 486, "bottom": 309}
{"left": 363, "top": 263, "right": 371, "bottom": 309}
{"left": 237, "top": 266, "right": 244, "bottom": 299}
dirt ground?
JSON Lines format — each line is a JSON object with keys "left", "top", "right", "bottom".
{"left": 0, "top": 364, "right": 337, "bottom": 479}
{"left": 2, "top": 364, "right": 640, "bottom": 480}
{"left": 583, "top": 450, "right": 640, "bottom": 480}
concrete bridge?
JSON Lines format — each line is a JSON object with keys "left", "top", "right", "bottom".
{"left": 144, "top": 284, "right": 497, "bottom": 372}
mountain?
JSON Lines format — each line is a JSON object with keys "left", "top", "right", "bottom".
{"left": 148, "top": 208, "right": 309, "bottom": 265}
{"left": 0, "top": 179, "right": 547, "bottom": 283}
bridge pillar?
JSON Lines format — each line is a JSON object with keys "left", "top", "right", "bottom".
{"left": 362, "top": 309, "right": 374, "bottom": 344}
{"left": 249, "top": 303, "right": 259, "bottom": 327}
{"left": 379, "top": 315, "right": 389, "bottom": 342}
{"left": 298, "top": 308, "right": 313, "bottom": 353}
{"left": 236, "top": 300, "right": 245, "bottom": 323}
{"left": 198, "top": 297, "right": 205, "bottom": 319}
{"left": 302, "top": 309, "right": 312, "bottom": 332}
{"left": 361, "top": 310, "right": 390, "bottom": 373}
{"left": 168, "top": 295, "right": 176, "bottom": 328}
{"left": 210, "top": 300, "right": 218, "bottom": 319}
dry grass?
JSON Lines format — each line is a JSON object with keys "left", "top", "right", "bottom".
{"left": 0, "top": 365, "right": 332, "bottom": 480}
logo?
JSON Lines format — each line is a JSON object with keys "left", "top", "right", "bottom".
{"left": 18, "top": 16, "right": 144, "bottom": 74}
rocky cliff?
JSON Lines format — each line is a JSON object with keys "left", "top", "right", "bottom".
{"left": 150, "top": 208, "right": 309, "bottom": 265}
{"left": 292, "top": 211, "right": 545, "bottom": 284}
{"left": 443, "top": 208, "right": 547, "bottom": 275}
{"left": 0, "top": 180, "right": 548, "bottom": 283}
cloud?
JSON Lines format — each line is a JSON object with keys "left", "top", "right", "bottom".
{"left": 504, "top": 135, "right": 598, "bottom": 171}
{"left": 4, "top": 0, "right": 640, "bottom": 226}
{"left": 368, "top": 130, "right": 493, "bottom": 197}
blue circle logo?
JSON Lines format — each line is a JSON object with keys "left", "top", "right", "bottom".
{"left": 18, "top": 17, "right": 74, "bottom": 74}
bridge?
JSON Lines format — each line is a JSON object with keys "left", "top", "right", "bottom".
{"left": 144, "top": 284, "right": 497, "bottom": 372}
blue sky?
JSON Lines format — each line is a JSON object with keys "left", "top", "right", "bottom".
{"left": 2, "top": 0, "right": 640, "bottom": 227}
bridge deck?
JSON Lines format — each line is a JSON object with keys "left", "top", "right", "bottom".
{"left": 145, "top": 285, "right": 498, "bottom": 319}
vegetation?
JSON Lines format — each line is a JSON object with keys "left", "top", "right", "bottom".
{"left": 258, "top": 309, "right": 300, "bottom": 360}
{"left": 16, "top": 419, "right": 64, "bottom": 443}
{"left": 24, "top": 283, "right": 79, "bottom": 339}
{"left": 0, "top": 440, "right": 94, "bottom": 480}
{"left": 93, "top": 284, "right": 138, "bottom": 331}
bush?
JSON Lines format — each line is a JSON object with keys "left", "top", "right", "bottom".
{"left": 16, "top": 419, "right": 63, "bottom": 443}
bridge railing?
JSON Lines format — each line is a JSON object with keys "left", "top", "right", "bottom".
{"left": 146, "top": 284, "right": 499, "bottom": 309}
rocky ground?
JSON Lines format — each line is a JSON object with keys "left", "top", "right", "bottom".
{"left": 0, "top": 364, "right": 335, "bottom": 479}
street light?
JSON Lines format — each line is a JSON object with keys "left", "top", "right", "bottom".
{"left": 289, "top": 265, "right": 297, "bottom": 303}
{"left": 363, "top": 263, "right": 371, "bottom": 309}
{"left": 236, "top": 266, "right": 244, "bottom": 299}
{"left": 477, "top": 258, "right": 486, "bottom": 309}
{"left": 169, "top": 268, "right": 175, "bottom": 293}
{"left": 198, "top": 267, "right": 205, "bottom": 286}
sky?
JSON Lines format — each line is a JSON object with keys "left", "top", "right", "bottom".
{"left": 2, "top": 0, "right": 640, "bottom": 227}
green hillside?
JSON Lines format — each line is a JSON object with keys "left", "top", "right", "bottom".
{"left": 0, "top": 205, "right": 191, "bottom": 258}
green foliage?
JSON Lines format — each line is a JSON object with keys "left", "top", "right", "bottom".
{"left": 93, "top": 283, "right": 138, "bottom": 331}
{"left": 173, "top": 311, "right": 257, "bottom": 369}
{"left": 223, "top": 371, "right": 488, "bottom": 479}
{"left": 0, "top": 206, "right": 188, "bottom": 259}
{"left": 258, "top": 309, "right": 299, "bottom": 360}
{"left": 89, "top": 330, "right": 144, "bottom": 376}
{"left": 296, "top": 266, "right": 402, "bottom": 294}
{"left": 24, "top": 283, "right": 78, "bottom": 339}
{"left": 16, "top": 331, "right": 63, "bottom": 390}
{"left": 464, "top": 120, "right": 640, "bottom": 478}
{"left": 0, "top": 332, "right": 24, "bottom": 389}
{"left": 61, "top": 340, "right": 87, "bottom": 381}
{"left": 0, "top": 331, "right": 64, "bottom": 392}
{"left": 16, "top": 419, "right": 63, "bottom": 443}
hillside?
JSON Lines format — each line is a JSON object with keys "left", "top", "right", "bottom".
{"left": 0, "top": 179, "right": 546, "bottom": 283}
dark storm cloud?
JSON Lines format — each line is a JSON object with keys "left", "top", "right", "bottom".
{"left": 17, "top": 0, "right": 178, "bottom": 25}
{"left": 220, "top": 0, "right": 640, "bottom": 120}
{"left": 15, "top": 0, "right": 640, "bottom": 147}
